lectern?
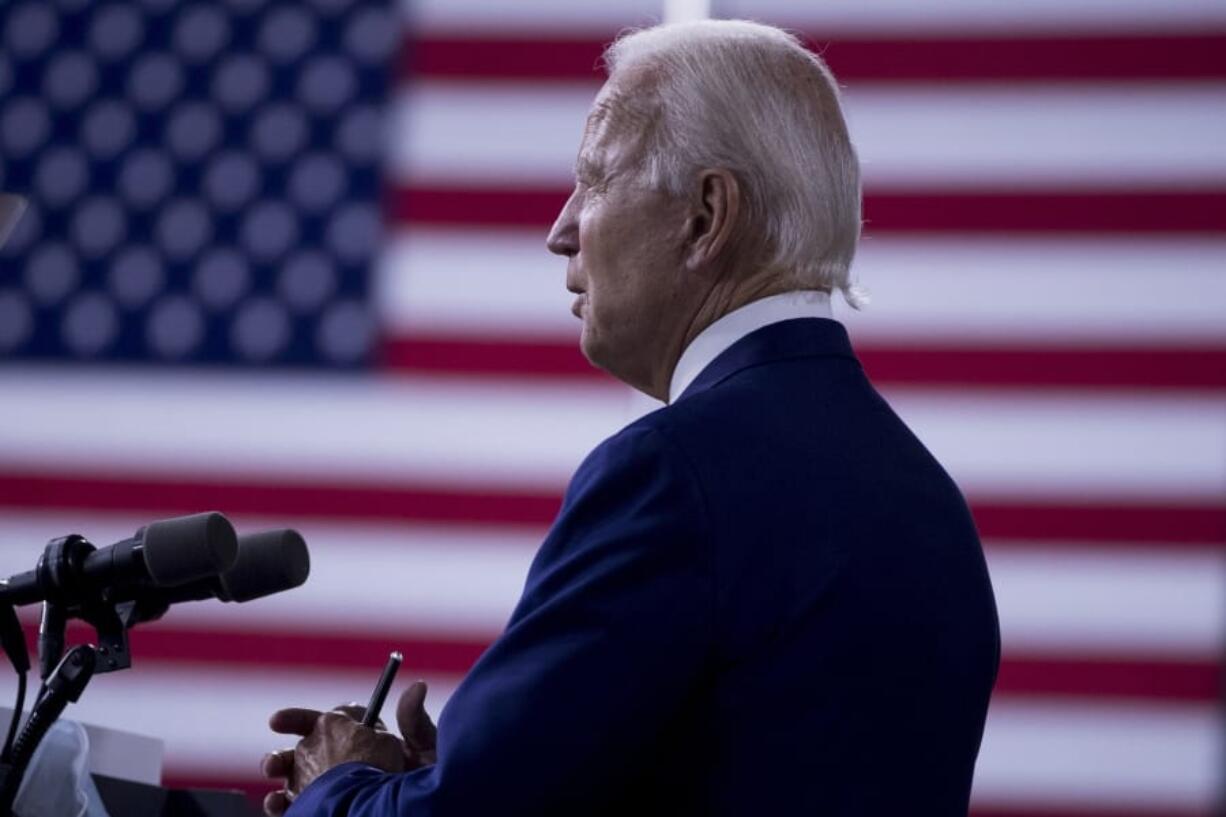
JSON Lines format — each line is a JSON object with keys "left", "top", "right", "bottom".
{"left": 0, "top": 708, "right": 257, "bottom": 817}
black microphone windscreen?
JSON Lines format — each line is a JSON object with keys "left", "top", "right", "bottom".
{"left": 219, "top": 529, "right": 309, "bottom": 603}
{"left": 140, "top": 512, "right": 238, "bottom": 587}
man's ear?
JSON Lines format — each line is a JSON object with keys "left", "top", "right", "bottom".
{"left": 683, "top": 168, "right": 741, "bottom": 273}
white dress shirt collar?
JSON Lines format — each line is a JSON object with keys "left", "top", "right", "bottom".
{"left": 668, "top": 290, "right": 834, "bottom": 404}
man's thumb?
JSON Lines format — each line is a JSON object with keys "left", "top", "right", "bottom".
{"left": 397, "top": 680, "right": 438, "bottom": 752}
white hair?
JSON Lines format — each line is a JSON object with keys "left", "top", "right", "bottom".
{"left": 603, "top": 20, "right": 865, "bottom": 307}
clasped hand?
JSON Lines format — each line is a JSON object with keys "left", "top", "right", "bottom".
{"left": 261, "top": 680, "right": 438, "bottom": 816}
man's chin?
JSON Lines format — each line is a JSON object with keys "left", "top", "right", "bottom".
{"left": 578, "top": 326, "right": 604, "bottom": 370}
{"left": 578, "top": 330, "right": 655, "bottom": 396}
{"left": 579, "top": 327, "right": 622, "bottom": 380}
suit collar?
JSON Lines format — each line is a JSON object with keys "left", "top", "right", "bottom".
{"left": 674, "top": 317, "right": 857, "bottom": 403}
{"left": 668, "top": 291, "right": 833, "bottom": 403}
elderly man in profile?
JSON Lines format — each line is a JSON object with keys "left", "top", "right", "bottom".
{"left": 262, "top": 19, "right": 999, "bottom": 816}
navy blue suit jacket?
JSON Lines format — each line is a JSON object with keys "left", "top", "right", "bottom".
{"left": 290, "top": 318, "right": 1000, "bottom": 816}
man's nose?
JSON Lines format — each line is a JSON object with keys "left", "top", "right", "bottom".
{"left": 546, "top": 189, "right": 580, "bottom": 257}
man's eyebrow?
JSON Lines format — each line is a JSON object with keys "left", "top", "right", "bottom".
{"left": 574, "top": 156, "right": 603, "bottom": 180}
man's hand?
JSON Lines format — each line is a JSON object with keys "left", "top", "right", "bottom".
{"left": 262, "top": 681, "right": 438, "bottom": 816}
{"left": 397, "top": 679, "right": 439, "bottom": 767}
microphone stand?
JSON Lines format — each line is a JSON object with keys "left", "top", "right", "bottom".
{"left": 0, "top": 645, "right": 97, "bottom": 817}
{"left": 0, "top": 604, "right": 30, "bottom": 764}
{"left": 28, "top": 533, "right": 174, "bottom": 680}
{"left": 0, "top": 537, "right": 171, "bottom": 816}
{"left": 0, "top": 521, "right": 303, "bottom": 814}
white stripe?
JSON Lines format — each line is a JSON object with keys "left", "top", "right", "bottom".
{"left": 887, "top": 390, "right": 1226, "bottom": 502}
{"left": 843, "top": 237, "right": 1226, "bottom": 344}
{"left": 846, "top": 83, "right": 1226, "bottom": 189}
{"left": 405, "top": 0, "right": 1226, "bottom": 35}
{"left": 718, "top": 0, "right": 1226, "bottom": 34}
{"left": 405, "top": 0, "right": 664, "bottom": 34}
{"left": 379, "top": 230, "right": 1226, "bottom": 344}
{"left": 0, "top": 669, "right": 1216, "bottom": 807}
{"left": 987, "top": 545, "right": 1226, "bottom": 656}
{"left": 0, "top": 367, "right": 630, "bottom": 491}
{"left": 391, "top": 83, "right": 1226, "bottom": 188}
{"left": 664, "top": 0, "right": 711, "bottom": 24}
{"left": 973, "top": 698, "right": 1222, "bottom": 809}
{"left": 0, "top": 666, "right": 460, "bottom": 778}
{"left": 377, "top": 229, "right": 571, "bottom": 337}
{"left": 0, "top": 511, "right": 537, "bottom": 638}
{"left": 0, "top": 515, "right": 1221, "bottom": 656}
{"left": 1, "top": 369, "right": 1224, "bottom": 499}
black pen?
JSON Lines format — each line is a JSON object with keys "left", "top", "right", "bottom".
{"left": 361, "top": 651, "right": 403, "bottom": 728}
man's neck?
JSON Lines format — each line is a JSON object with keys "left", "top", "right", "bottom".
{"left": 666, "top": 290, "right": 834, "bottom": 403}
{"left": 648, "top": 272, "right": 801, "bottom": 400}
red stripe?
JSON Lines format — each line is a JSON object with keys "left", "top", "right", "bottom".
{"left": 403, "top": 33, "right": 1226, "bottom": 82}
{"left": 383, "top": 335, "right": 597, "bottom": 379}
{"left": 162, "top": 773, "right": 1218, "bottom": 817}
{"left": 387, "top": 186, "right": 1226, "bottom": 233}
{"left": 25, "top": 622, "right": 1221, "bottom": 703}
{"left": 32, "top": 622, "right": 488, "bottom": 677}
{"left": 970, "top": 804, "right": 1211, "bottom": 809}
{"left": 0, "top": 472, "right": 561, "bottom": 527}
{"left": 995, "top": 653, "right": 1224, "bottom": 703}
{"left": 383, "top": 335, "right": 1226, "bottom": 391}
{"left": 812, "top": 33, "right": 1226, "bottom": 83}
{"left": 0, "top": 472, "right": 1222, "bottom": 545}
{"left": 972, "top": 501, "right": 1226, "bottom": 546}
{"left": 859, "top": 344, "right": 1226, "bottom": 390}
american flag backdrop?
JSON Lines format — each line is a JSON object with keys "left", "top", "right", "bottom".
{"left": 1, "top": 0, "right": 1225, "bottom": 814}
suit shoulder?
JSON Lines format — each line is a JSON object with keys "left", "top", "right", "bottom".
{"left": 568, "top": 415, "right": 692, "bottom": 500}
{"left": 619, "top": 379, "right": 762, "bottom": 457}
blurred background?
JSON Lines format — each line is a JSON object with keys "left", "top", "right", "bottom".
{"left": 1, "top": 0, "right": 1224, "bottom": 814}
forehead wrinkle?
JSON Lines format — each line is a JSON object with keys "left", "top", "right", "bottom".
{"left": 580, "top": 81, "right": 661, "bottom": 178}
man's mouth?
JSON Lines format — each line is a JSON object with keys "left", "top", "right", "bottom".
{"left": 571, "top": 294, "right": 587, "bottom": 319}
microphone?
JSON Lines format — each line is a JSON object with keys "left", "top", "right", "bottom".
{"left": 215, "top": 528, "right": 310, "bottom": 602}
{"left": 128, "top": 529, "right": 310, "bottom": 624}
{"left": 0, "top": 512, "right": 239, "bottom": 607}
